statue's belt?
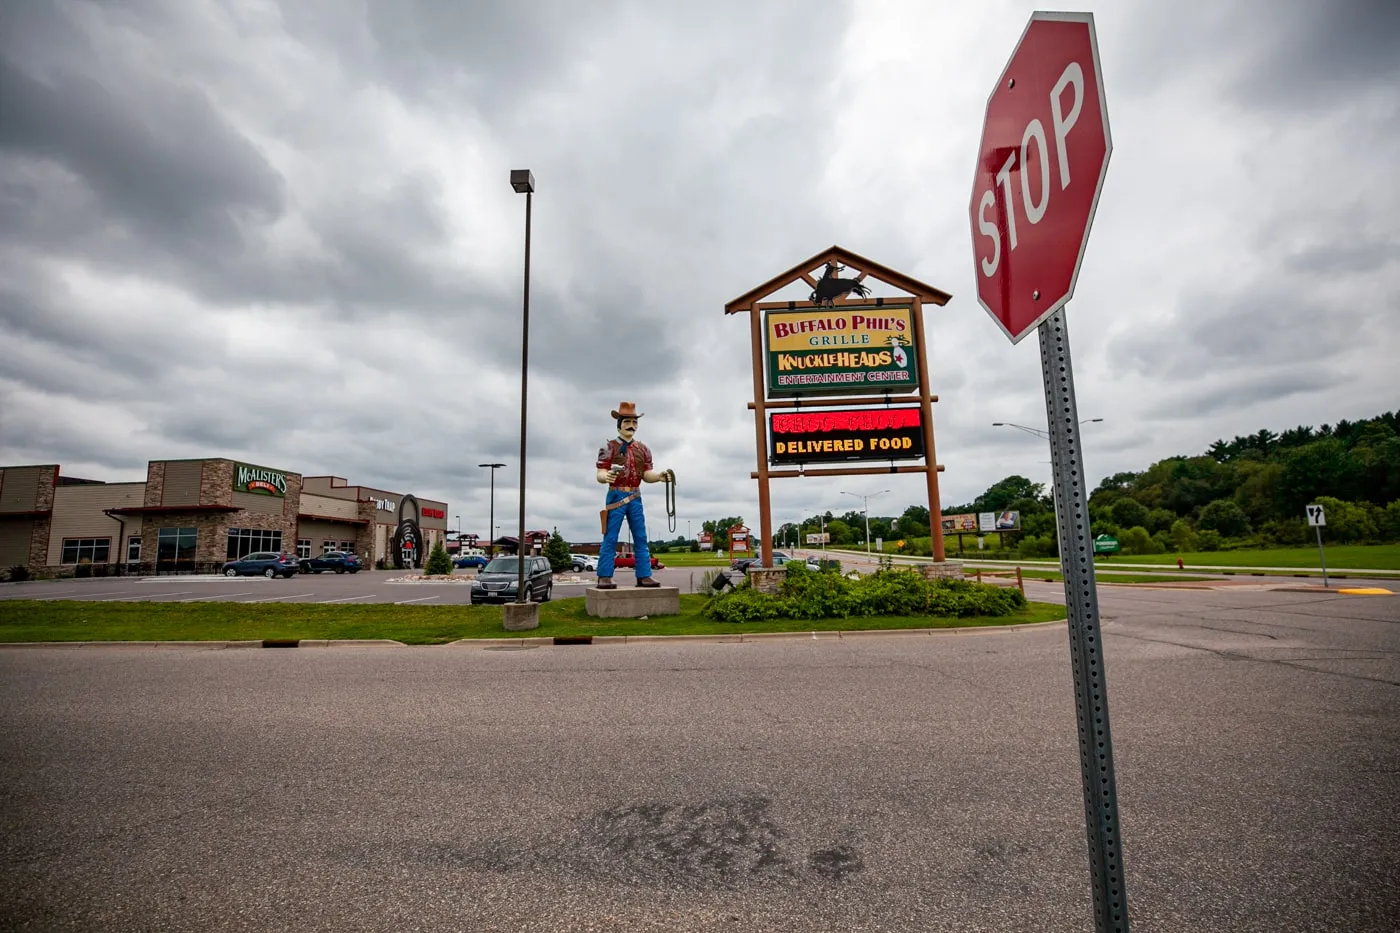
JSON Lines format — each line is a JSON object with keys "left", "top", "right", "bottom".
{"left": 605, "top": 490, "right": 640, "bottom": 510}
{"left": 600, "top": 490, "right": 639, "bottom": 534}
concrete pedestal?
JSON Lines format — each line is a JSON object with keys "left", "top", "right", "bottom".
{"left": 920, "top": 560, "right": 965, "bottom": 581}
{"left": 503, "top": 602, "right": 540, "bottom": 631}
{"left": 585, "top": 586, "right": 680, "bottom": 618}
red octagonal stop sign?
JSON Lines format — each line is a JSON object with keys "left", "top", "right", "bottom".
{"left": 970, "top": 12, "right": 1111, "bottom": 344}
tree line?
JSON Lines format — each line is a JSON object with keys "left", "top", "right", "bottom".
{"left": 699, "top": 410, "right": 1398, "bottom": 557}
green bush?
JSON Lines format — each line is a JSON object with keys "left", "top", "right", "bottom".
{"left": 543, "top": 527, "right": 573, "bottom": 572}
{"left": 1196, "top": 530, "right": 1223, "bottom": 551}
{"left": 8, "top": 565, "right": 30, "bottom": 582}
{"left": 702, "top": 565, "right": 1026, "bottom": 623}
{"left": 425, "top": 541, "right": 453, "bottom": 575}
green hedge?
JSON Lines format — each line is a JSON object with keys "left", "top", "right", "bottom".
{"left": 702, "top": 564, "right": 1026, "bottom": 623}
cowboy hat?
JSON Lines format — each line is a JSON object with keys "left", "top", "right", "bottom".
{"left": 610, "top": 401, "right": 644, "bottom": 420}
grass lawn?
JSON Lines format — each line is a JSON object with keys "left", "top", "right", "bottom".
{"left": 650, "top": 551, "right": 730, "bottom": 567}
{"left": 0, "top": 595, "right": 1066, "bottom": 645}
{"left": 1092, "top": 543, "right": 1400, "bottom": 571}
{"left": 982, "top": 569, "right": 1220, "bottom": 584}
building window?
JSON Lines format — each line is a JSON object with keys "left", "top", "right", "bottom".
{"left": 322, "top": 540, "right": 337, "bottom": 554}
{"left": 227, "top": 528, "right": 284, "bottom": 559}
{"left": 126, "top": 536, "right": 141, "bottom": 566}
{"left": 296, "top": 539, "right": 311, "bottom": 559}
{"left": 156, "top": 527, "right": 198, "bottom": 573}
{"left": 339, "top": 540, "right": 355, "bottom": 552}
{"left": 61, "top": 538, "right": 111, "bottom": 564}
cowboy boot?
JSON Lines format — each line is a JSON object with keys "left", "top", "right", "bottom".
{"left": 636, "top": 576, "right": 660, "bottom": 588}
{"left": 595, "top": 576, "right": 617, "bottom": 590}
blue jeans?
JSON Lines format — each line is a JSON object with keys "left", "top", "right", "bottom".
{"left": 598, "top": 490, "right": 652, "bottom": 579}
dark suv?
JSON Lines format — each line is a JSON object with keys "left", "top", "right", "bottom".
{"left": 471, "top": 555, "right": 553, "bottom": 603}
{"left": 299, "top": 551, "right": 363, "bottom": 574}
{"left": 222, "top": 552, "right": 299, "bottom": 578}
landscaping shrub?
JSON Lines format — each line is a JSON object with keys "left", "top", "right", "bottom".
{"left": 702, "top": 565, "right": 1026, "bottom": 623}
{"left": 8, "top": 566, "right": 29, "bottom": 582}
{"left": 425, "top": 541, "right": 453, "bottom": 576}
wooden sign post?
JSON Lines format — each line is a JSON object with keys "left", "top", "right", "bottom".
{"left": 725, "top": 246, "right": 953, "bottom": 569}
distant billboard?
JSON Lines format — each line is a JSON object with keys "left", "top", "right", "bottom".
{"left": 942, "top": 511, "right": 1020, "bottom": 533}
{"left": 805, "top": 533, "right": 831, "bottom": 545}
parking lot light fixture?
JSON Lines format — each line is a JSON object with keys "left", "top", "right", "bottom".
{"left": 841, "top": 490, "right": 890, "bottom": 555}
{"left": 478, "top": 463, "right": 506, "bottom": 557}
{"left": 511, "top": 168, "right": 534, "bottom": 603}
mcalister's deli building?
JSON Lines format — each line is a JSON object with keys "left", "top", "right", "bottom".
{"left": 0, "top": 459, "right": 448, "bottom": 577}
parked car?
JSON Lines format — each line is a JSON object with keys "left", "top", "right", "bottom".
{"left": 570, "top": 554, "right": 597, "bottom": 572}
{"left": 222, "top": 552, "right": 299, "bottom": 578}
{"left": 614, "top": 554, "right": 665, "bottom": 570}
{"left": 471, "top": 555, "right": 554, "bottom": 603}
{"left": 453, "top": 554, "right": 489, "bottom": 570}
{"left": 732, "top": 552, "right": 819, "bottom": 573}
{"left": 299, "top": 551, "right": 363, "bottom": 574}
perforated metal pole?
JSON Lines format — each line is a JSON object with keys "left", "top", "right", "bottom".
{"left": 1039, "top": 308, "right": 1129, "bottom": 933}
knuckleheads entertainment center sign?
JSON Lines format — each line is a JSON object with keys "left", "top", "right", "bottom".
{"left": 766, "top": 306, "right": 917, "bottom": 397}
{"left": 234, "top": 462, "right": 288, "bottom": 497}
{"left": 770, "top": 407, "right": 924, "bottom": 465}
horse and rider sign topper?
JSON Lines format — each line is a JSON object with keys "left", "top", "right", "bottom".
{"left": 765, "top": 305, "right": 917, "bottom": 397}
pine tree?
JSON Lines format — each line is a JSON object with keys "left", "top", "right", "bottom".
{"left": 425, "top": 540, "right": 453, "bottom": 576}
{"left": 543, "top": 527, "right": 572, "bottom": 572}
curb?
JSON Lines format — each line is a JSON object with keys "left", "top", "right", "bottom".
{"left": 0, "top": 621, "right": 1068, "bottom": 650}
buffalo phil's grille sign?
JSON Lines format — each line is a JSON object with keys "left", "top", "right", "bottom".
{"left": 765, "top": 306, "right": 918, "bottom": 397}
{"left": 234, "top": 463, "right": 288, "bottom": 497}
{"left": 770, "top": 407, "right": 924, "bottom": 464}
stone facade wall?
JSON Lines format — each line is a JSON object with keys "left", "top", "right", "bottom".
{"left": 200, "top": 459, "right": 234, "bottom": 506}
{"left": 143, "top": 461, "right": 166, "bottom": 508}
{"left": 919, "top": 560, "right": 965, "bottom": 581}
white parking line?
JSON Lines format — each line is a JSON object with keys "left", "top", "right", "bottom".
{"left": 31, "top": 591, "right": 126, "bottom": 601}
{"left": 394, "top": 595, "right": 440, "bottom": 605}
{"left": 243, "top": 593, "right": 315, "bottom": 603}
{"left": 97, "top": 592, "right": 194, "bottom": 601}
{"left": 318, "top": 594, "right": 375, "bottom": 604}
{"left": 179, "top": 593, "right": 252, "bottom": 602}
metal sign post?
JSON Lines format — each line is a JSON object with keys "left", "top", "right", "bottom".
{"left": 1040, "top": 308, "right": 1127, "bottom": 932}
{"left": 971, "top": 13, "right": 1128, "bottom": 930}
{"left": 1306, "top": 504, "right": 1328, "bottom": 588}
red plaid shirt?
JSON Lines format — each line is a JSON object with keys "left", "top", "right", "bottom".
{"left": 596, "top": 439, "right": 653, "bottom": 488}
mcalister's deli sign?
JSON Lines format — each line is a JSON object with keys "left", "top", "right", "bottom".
{"left": 770, "top": 407, "right": 924, "bottom": 464}
{"left": 233, "top": 462, "right": 289, "bottom": 497}
{"left": 766, "top": 306, "right": 917, "bottom": 397}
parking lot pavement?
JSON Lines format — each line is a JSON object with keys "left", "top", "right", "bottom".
{"left": 1, "top": 586, "right": 1396, "bottom": 931}
{"left": 0, "top": 565, "right": 730, "bottom": 605}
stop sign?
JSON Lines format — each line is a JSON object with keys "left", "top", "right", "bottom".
{"left": 970, "top": 12, "right": 1112, "bottom": 344}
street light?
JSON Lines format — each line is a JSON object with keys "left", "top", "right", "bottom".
{"left": 992, "top": 418, "right": 1102, "bottom": 440}
{"left": 510, "top": 168, "right": 534, "bottom": 604}
{"left": 841, "top": 489, "right": 890, "bottom": 554}
{"left": 454, "top": 514, "right": 460, "bottom": 551}
{"left": 478, "top": 463, "right": 506, "bottom": 557}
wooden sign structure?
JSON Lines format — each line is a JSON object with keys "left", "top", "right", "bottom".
{"left": 725, "top": 246, "right": 952, "bottom": 568}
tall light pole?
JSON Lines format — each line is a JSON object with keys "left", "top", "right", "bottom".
{"left": 992, "top": 417, "right": 1102, "bottom": 440}
{"left": 510, "top": 168, "right": 534, "bottom": 603}
{"left": 842, "top": 489, "right": 890, "bottom": 554}
{"left": 478, "top": 462, "right": 505, "bottom": 557}
{"left": 454, "top": 514, "right": 460, "bottom": 551}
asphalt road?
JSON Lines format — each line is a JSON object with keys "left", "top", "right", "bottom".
{"left": 2, "top": 585, "right": 1397, "bottom": 931}
{"left": 0, "top": 565, "right": 726, "bottom": 606}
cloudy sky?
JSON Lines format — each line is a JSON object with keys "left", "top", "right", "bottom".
{"left": 2, "top": 0, "right": 1396, "bottom": 543}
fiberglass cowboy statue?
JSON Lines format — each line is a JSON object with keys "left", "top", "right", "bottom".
{"left": 594, "top": 401, "right": 675, "bottom": 590}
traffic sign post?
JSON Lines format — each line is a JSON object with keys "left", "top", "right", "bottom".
{"left": 970, "top": 13, "right": 1127, "bottom": 932}
{"left": 1306, "top": 504, "right": 1328, "bottom": 587}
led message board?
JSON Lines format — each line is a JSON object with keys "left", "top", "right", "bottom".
{"left": 769, "top": 407, "right": 924, "bottom": 465}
